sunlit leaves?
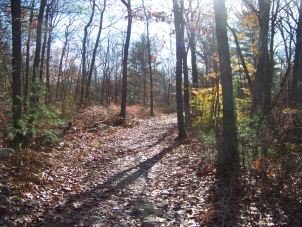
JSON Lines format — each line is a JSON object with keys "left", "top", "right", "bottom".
{"left": 191, "top": 85, "right": 222, "bottom": 129}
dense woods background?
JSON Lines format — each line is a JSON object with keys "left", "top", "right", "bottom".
{"left": 1, "top": 0, "right": 302, "bottom": 225}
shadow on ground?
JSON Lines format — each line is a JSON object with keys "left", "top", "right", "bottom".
{"left": 30, "top": 133, "right": 181, "bottom": 226}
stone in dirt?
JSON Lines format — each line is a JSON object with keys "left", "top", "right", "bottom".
{"left": 0, "top": 148, "right": 15, "bottom": 158}
{"left": 0, "top": 187, "right": 10, "bottom": 197}
{"left": 88, "top": 215, "right": 103, "bottom": 221}
{"left": 142, "top": 216, "right": 165, "bottom": 227}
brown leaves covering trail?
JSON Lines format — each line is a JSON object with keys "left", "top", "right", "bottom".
{"left": 1, "top": 108, "right": 300, "bottom": 226}
{"left": 0, "top": 114, "right": 215, "bottom": 226}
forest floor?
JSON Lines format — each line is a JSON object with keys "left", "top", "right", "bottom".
{"left": 0, "top": 106, "right": 302, "bottom": 226}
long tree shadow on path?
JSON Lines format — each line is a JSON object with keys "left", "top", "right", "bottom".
{"left": 33, "top": 134, "right": 182, "bottom": 226}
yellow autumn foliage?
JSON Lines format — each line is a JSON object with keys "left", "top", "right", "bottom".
{"left": 191, "top": 85, "right": 222, "bottom": 129}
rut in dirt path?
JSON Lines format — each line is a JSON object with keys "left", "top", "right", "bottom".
{"left": 33, "top": 115, "right": 198, "bottom": 226}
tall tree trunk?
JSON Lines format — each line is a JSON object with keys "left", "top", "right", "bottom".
{"left": 29, "top": 0, "right": 46, "bottom": 136}
{"left": 190, "top": 35, "right": 198, "bottom": 87}
{"left": 267, "top": 0, "right": 279, "bottom": 113}
{"left": 100, "top": 38, "right": 110, "bottom": 105}
{"left": 85, "top": 0, "right": 106, "bottom": 101}
{"left": 120, "top": 0, "right": 132, "bottom": 122}
{"left": 11, "top": 0, "right": 23, "bottom": 144}
{"left": 213, "top": 0, "right": 238, "bottom": 168}
{"left": 45, "top": 1, "right": 56, "bottom": 104}
{"left": 60, "top": 44, "right": 70, "bottom": 101}
{"left": 45, "top": 24, "right": 52, "bottom": 104}
{"left": 172, "top": 0, "right": 186, "bottom": 139}
{"left": 56, "top": 28, "right": 68, "bottom": 101}
{"left": 39, "top": 4, "right": 49, "bottom": 82}
{"left": 183, "top": 49, "right": 190, "bottom": 126}
{"left": 291, "top": 0, "right": 302, "bottom": 107}
{"left": 23, "top": 0, "right": 35, "bottom": 113}
{"left": 79, "top": 0, "right": 96, "bottom": 107}
{"left": 187, "top": 0, "right": 199, "bottom": 88}
{"left": 251, "top": 0, "right": 271, "bottom": 115}
{"left": 181, "top": 0, "right": 190, "bottom": 126}
{"left": 30, "top": 0, "right": 46, "bottom": 105}
{"left": 142, "top": 0, "right": 154, "bottom": 116}
{"left": 227, "top": 25, "right": 253, "bottom": 93}
{"left": 262, "top": 0, "right": 273, "bottom": 116}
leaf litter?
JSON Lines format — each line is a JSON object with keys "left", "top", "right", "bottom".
{"left": 1, "top": 106, "right": 301, "bottom": 226}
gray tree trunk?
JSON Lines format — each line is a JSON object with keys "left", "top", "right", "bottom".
{"left": 11, "top": 0, "right": 23, "bottom": 144}
{"left": 120, "top": 0, "right": 132, "bottom": 123}
{"left": 213, "top": 0, "right": 239, "bottom": 168}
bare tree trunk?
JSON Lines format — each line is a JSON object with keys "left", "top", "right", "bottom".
{"left": 214, "top": 0, "right": 238, "bottom": 168}
{"left": 11, "top": 0, "right": 23, "bottom": 144}
{"left": 39, "top": 4, "right": 49, "bottom": 82}
{"left": 120, "top": 0, "right": 132, "bottom": 123}
{"left": 172, "top": 0, "right": 186, "bottom": 139}
{"left": 29, "top": 0, "right": 46, "bottom": 136}
{"left": 187, "top": 0, "right": 199, "bottom": 88}
{"left": 45, "top": 24, "right": 52, "bottom": 104}
{"left": 56, "top": 26, "right": 69, "bottom": 101}
{"left": 247, "top": 0, "right": 271, "bottom": 115}
{"left": 266, "top": 0, "right": 279, "bottom": 113}
{"left": 79, "top": 0, "right": 96, "bottom": 107}
{"left": 190, "top": 36, "right": 198, "bottom": 87}
{"left": 142, "top": 0, "right": 154, "bottom": 116}
{"left": 31, "top": 0, "right": 46, "bottom": 104}
{"left": 183, "top": 49, "right": 190, "bottom": 126}
{"left": 23, "top": 0, "right": 35, "bottom": 113}
{"left": 85, "top": 0, "right": 106, "bottom": 101}
{"left": 227, "top": 24, "right": 254, "bottom": 102}
{"left": 291, "top": 0, "right": 302, "bottom": 107}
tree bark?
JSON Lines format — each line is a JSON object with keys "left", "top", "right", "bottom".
{"left": 250, "top": 0, "right": 271, "bottom": 115}
{"left": 28, "top": 0, "right": 46, "bottom": 137}
{"left": 120, "top": 0, "right": 132, "bottom": 122}
{"left": 79, "top": 0, "right": 96, "bottom": 107}
{"left": 213, "top": 0, "right": 238, "bottom": 168}
{"left": 39, "top": 4, "right": 49, "bottom": 82}
{"left": 227, "top": 24, "right": 253, "bottom": 92}
{"left": 23, "top": 0, "right": 35, "bottom": 113}
{"left": 85, "top": 0, "right": 106, "bottom": 101}
{"left": 190, "top": 36, "right": 198, "bottom": 87}
{"left": 183, "top": 49, "right": 190, "bottom": 126}
{"left": 291, "top": 0, "right": 302, "bottom": 107}
{"left": 172, "top": 0, "right": 186, "bottom": 139}
{"left": 267, "top": 0, "right": 279, "bottom": 113}
{"left": 11, "top": 0, "right": 23, "bottom": 144}
{"left": 181, "top": 0, "right": 190, "bottom": 126}
{"left": 45, "top": 22, "right": 52, "bottom": 104}
{"left": 56, "top": 27, "right": 68, "bottom": 101}
{"left": 187, "top": 0, "right": 199, "bottom": 87}
{"left": 142, "top": 0, "right": 154, "bottom": 116}
{"left": 30, "top": 0, "right": 47, "bottom": 105}
{"left": 261, "top": 0, "right": 272, "bottom": 116}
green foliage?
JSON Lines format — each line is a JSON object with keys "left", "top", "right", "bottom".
{"left": 235, "top": 97, "right": 264, "bottom": 165}
{"left": 3, "top": 102, "right": 65, "bottom": 147}
{"left": 198, "top": 129, "right": 217, "bottom": 163}
{"left": 24, "top": 103, "right": 66, "bottom": 144}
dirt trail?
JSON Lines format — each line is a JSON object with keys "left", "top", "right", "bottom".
{"left": 2, "top": 115, "right": 213, "bottom": 226}
{"left": 2, "top": 114, "right": 300, "bottom": 226}
{"left": 35, "top": 115, "right": 212, "bottom": 226}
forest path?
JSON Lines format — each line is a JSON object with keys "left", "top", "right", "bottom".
{"left": 30, "top": 114, "right": 212, "bottom": 226}
{"left": 2, "top": 114, "right": 299, "bottom": 226}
